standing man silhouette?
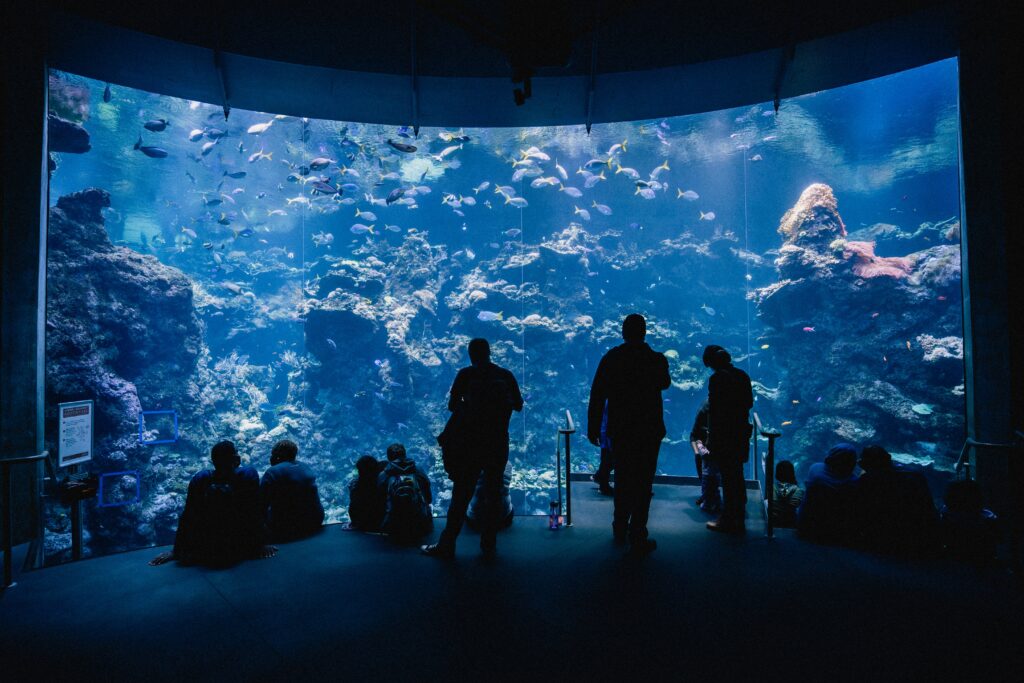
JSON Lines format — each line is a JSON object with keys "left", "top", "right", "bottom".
{"left": 423, "top": 338, "right": 523, "bottom": 558}
{"left": 702, "top": 345, "right": 753, "bottom": 533}
{"left": 588, "top": 314, "right": 671, "bottom": 556}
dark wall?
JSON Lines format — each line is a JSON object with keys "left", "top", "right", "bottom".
{"left": 1, "top": 3, "right": 48, "bottom": 548}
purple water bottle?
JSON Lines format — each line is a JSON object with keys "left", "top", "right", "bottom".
{"left": 549, "top": 501, "right": 561, "bottom": 530}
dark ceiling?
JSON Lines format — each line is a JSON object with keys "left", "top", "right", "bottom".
{"left": 48, "top": 0, "right": 950, "bottom": 78}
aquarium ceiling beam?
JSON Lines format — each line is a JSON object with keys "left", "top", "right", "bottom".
{"left": 45, "top": 7, "right": 959, "bottom": 128}
{"left": 213, "top": 49, "right": 230, "bottom": 121}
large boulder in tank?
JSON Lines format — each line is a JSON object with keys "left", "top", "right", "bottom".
{"left": 45, "top": 188, "right": 203, "bottom": 554}
{"left": 753, "top": 183, "right": 964, "bottom": 473}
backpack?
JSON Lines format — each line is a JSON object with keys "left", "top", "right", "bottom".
{"left": 383, "top": 473, "right": 431, "bottom": 538}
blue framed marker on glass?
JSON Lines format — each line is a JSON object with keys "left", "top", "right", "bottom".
{"left": 98, "top": 471, "right": 141, "bottom": 508}
{"left": 138, "top": 410, "right": 179, "bottom": 445}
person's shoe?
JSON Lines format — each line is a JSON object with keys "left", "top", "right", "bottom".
{"left": 628, "top": 538, "right": 657, "bottom": 556}
{"left": 706, "top": 519, "right": 745, "bottom": 534}
{"left": 612, "top": 522, "right": 628, "bottom": 545}
{"left": 420, "top": 542, "right": 455, "bottom": 559}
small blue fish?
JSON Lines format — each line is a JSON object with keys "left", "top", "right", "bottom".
{"left": 477, "top": 310, "right": 503, "bottom": 322}
{"left": 326, "top": 338, "right": 337, "bottom": 350}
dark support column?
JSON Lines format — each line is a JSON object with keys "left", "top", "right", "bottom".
{"left": 1, "top": 3, "right": 48, "bottom": 549}
{"left": 957, "top": 5, "right": 1022, "bottom": 512}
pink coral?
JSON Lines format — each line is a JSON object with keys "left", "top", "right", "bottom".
{"left": 843, "top": 241, "right": 912, "bottom": 279}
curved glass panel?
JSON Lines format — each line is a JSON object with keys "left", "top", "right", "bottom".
{"left": 43, "top": 59, "right": 964, "bottom": 560}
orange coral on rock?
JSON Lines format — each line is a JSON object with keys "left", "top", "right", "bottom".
{"left": 842, "top": 240, "right": 913, "bottom": 279}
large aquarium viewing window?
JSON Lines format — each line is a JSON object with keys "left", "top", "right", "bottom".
{"left": 43, "top": 59, "right": 966, "bottom": 561}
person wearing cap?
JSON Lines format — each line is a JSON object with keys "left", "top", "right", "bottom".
{"left": 150, "top": 440, "right": 277, "bottom": 566}
{"left": 797, "top": 443, "right": 860, "bottom": 544}
{"left": 702, "top": 345, "right": 753, "bottom": 534}
{"left": 586, "top": 313, "right": 671, "bottom": 556}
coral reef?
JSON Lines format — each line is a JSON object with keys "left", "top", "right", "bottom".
{"left": 754, "top": 184, "right": 964, "bottom": 479}
{"left": 45, "top": 189, "right": 203, "bottom": 557}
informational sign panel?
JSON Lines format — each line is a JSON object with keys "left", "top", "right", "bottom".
{"left": 58, "top": 400, "right": 94, "bottom": 467}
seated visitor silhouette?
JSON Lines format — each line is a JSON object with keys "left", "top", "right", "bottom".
{"left": 588, "top": 313, "right": 671, "bottom": 556}
{"left": 690, "top": 399, "right": 720, "bottom": 514}
{"left": 347, "top": 454, "right": 387, "bottom": 532}
{"left": 939, "top": 479, "right": 999, "bottom": 565}
{"left": 423, "top": 337, "right": 523, "bottom": 559}
{"left": 797, "top": 443, "right": 860, "bottom": 544}
{"left": 378, "top": 443, "right": 433, "bottom": 540}
{"left": 771, "top": 460, "right": 804, "bottom": 529}
{"left": 150, "top": 440, "right": 276, "bottom": 566}
{"left": 702, "top": 345, "right": 753, "bottom": 534}
{"left": 466, "top": 461, "right": 514, "bottom": 532}
{"left": 260, "top": 439, "right": 325, "bottom": 542}
{"left": 854, "top": 445, "right": 938, "bottom": 555}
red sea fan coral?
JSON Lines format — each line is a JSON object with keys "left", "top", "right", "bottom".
{"left": 843, "top": 240, "right": 912, "bottom": 279}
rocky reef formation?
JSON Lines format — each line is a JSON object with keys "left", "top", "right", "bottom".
{"left": 45, "top": 189, "right": 203, "bottom": 557}
{"left": 754, "top": 184, "right": 964, "bottom": 476}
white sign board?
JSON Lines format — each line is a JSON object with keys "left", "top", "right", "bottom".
{"left": 58, "top": 400, "right": 94, "bottom": 468}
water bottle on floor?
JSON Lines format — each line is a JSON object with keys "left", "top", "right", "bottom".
{"left": 549, "top": 501, "right": 561, "bottom": 530}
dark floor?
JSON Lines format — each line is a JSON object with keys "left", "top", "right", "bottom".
{"left": 2, "top": 483, "right": 1022, "bottom": 681}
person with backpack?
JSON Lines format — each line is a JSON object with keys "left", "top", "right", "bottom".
{"left": 378, "top": 443, "right": 433, "bottom": 540}
{"left": 423, "top": 337, "right": 523, "bottom": 559}
{"left": 260, "top": 439, "right": 325, "bottom": 542}
{"left": 150, "top": 440, "right": 276, "bottom": 566}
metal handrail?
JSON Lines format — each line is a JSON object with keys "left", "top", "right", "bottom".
{"left": 558, "top": 410, "right": 576, "bottom": 526}
{"left": 2, "top": 452, "right": 48, "bottom": 589}
{"left": 954, "top": 432, "right": 1024, "bottom": 480}
{"left": 752, "top": 414, "right": 781, "bottom": 539}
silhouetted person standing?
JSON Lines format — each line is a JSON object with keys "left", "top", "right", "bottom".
{"left": 423, "top": 338, "right": 523, "bottom": 558}
{"left": 702, "top": 345, "right": 753, "bottom": 534}
{"left": 588, "top": 314, "right": 671, "bottom": 555}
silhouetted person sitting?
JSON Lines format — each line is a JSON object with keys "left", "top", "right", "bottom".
{"left": 855, "top": 445, "right": 937, "bottom": 555}
{"left": 467, "top": 461, "right": 514, "bottom": 532}
{"left": 690, "top": 400, "right": 720, "bottom": 514}
{"left": 798, "top": 443, "right": 859, "bottom": 544}
{"left": 347, "top": 455, "right": 387, "bottom": 532}
{"left": 771, "top": 460, "right": 804, "bottom": 529}
{"left": 940, "top": 479, "right": 999, "bottom": 565}
{"left": 703, "top": 345, "right": 753, "bottom": 534}
{"left": 150, "top": 440, "right": 276, "bottom": 566}
{"left": 378, "top": 443, "right": 433, "bottom": 540}
{"left": 587, "top": 314, "right": 671, "bottom": 556}
{"left": 591, "top": 401, "right": 615, "bottom": 496}
{"left": 423, "top": 338, "right": 523, "bottom": 558}
{"left": 260, "top": 439, "right": 325, "bottom": 542}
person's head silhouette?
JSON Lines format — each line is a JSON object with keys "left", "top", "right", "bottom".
{"left": 270, "top": 439, "right": 298, "bottom": 466}
{"left": 211, "top": 440, "right": 240, "bottom": 472}
{"left": 702, "top": 344, "right": 732, "bottom": 370}
{"left": 622, "top": 313, "right": 646, "bottom": 342}
{"left": 775, "top": 459, "right": 797, "bottom": 485}
{"left": 859, "top": 445, "right": 893, "bottom": 472}
{"left": 386, "top": 443, "right": 407, "bottom": 461}
{"left": 468, "top": 338, "right": 490, "bottom": 367}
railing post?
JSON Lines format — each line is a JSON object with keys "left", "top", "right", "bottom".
{"left": 559, "top": 410, "right": 576, "bottom": 527}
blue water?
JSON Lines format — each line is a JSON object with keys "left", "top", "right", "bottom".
{"left": 45, "top": 59, "right": 964, "bottom": 557}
